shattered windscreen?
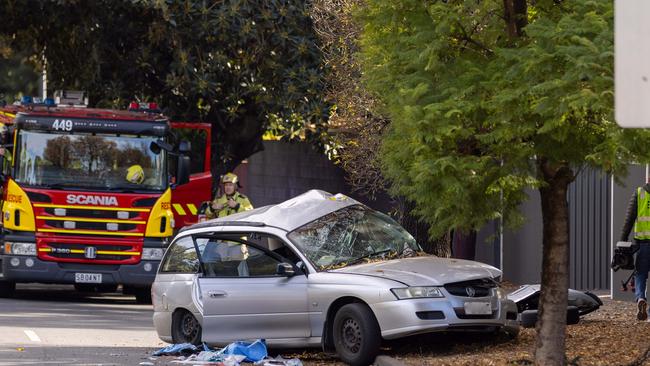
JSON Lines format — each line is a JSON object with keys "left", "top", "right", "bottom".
{"left": 287, "top": 205, "right": 422, "bottom": 270}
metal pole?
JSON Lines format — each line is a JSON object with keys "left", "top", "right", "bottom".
{"left": 499, "top": 160, "right": 504, "bottom": 272}
{"left": 41, "top": 51, "right": 47, "bottom": 99}
{"left": 610, "top": 174, "right": 615, "bottom": 298}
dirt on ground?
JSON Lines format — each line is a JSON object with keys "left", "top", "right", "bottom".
{"left": 277, "top": 296, "right": 650, "bottom": 366}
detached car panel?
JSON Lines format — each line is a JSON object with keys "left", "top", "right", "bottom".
{"left": 152, "top": 190, "right": 520, "bottom": 366}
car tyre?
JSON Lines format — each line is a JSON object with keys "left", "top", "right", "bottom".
{"left": 333, "top": 303, "right": 381, "bottom": 366}
{"left": 172, "top": 310, "right": 202, "bottom": 345}
{"left": 0, "top": 281, "right": 15, "bottom": 298}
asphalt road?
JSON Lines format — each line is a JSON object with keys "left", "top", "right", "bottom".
{"left": 0, "top": 284, "right": 165, "bottom": 366}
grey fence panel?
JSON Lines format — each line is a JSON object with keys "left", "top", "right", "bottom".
{"left": 246, "top": 141, "right": 348, "bottom": 207}
{"left": 567, "top": 168, "right": 610, "bottom": 290}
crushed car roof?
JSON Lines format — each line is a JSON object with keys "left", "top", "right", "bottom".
{"left": 185, "top": 190, "right": 360, "bottom": 232}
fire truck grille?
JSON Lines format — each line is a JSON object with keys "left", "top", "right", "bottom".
{"left": 44, "top": 208, "right": 141, "bottom": 219}
{"left": 44, "top": 220, "right": 138, "bottom": 232}
{"left": 46, "top": 243, "right": 138, "bottom": 261}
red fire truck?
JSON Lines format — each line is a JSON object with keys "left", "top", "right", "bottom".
{"left": 0, "top": 92, "right": 212, "bottom": 302}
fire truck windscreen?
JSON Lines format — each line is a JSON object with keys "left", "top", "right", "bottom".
{"left": 13, "top": 130, "right": 167, "bottom": 192}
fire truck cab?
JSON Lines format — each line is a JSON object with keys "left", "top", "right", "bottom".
{"left": 0, "top": 93, "right": 212, "bottom": 302}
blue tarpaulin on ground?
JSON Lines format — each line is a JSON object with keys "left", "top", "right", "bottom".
{"left": 218, "top": 339, "right": 267, "bottom": 362}
{"left": 152, "top": 343, "right": 198, "bottom": 356}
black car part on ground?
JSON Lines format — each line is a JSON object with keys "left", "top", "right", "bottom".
{"left": 506, "top": 284, "right": 603, "bottom": 328}
{"left": 520, "top": 306, "right": 580, "bottom": 328}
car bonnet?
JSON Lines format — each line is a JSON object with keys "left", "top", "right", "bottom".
{"left": 331, "top": 256, "right": 501, "bottom": 286}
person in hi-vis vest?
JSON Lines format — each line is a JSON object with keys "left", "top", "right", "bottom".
{"left": 205, "top": 172, "right": 253, "bottom": 219}
{"left": 620, "top": 179, "right": 650, "bottom": 321}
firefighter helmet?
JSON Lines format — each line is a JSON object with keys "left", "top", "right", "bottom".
{"left": 221, "top": 172, "right": 239, "bottom": 185}
{"left": 126, "top": 164, "right": 145, "bottom": 184}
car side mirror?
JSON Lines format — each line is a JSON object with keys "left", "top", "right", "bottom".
{"left": 276, "top": 263, "right": 295, "bottom": 277}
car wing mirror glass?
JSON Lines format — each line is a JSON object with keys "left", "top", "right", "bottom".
{"left": 276, "top": 262, "right": 295, "bottom": 277}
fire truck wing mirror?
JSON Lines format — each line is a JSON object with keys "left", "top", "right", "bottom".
{"left": 150, "top": 141, "right": 161, "bottom": 155}
{"left": 179, "top": 140, "right": 191, "bottom": 154}
{"left": 176, "top": 155, "right": 191, "bottom": 185}
{"left": 150, "top": 139, "right": 173, "bottom": 155}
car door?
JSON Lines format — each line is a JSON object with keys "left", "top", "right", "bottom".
{"left": 194, "top": 232, "right": 310, "bottom": 343}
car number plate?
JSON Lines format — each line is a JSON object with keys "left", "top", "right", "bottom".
{"left": 464, "top": 301, "right": 492, "bottom": 315}
{"left": 75, "top": 273, "right": 102, "bottom": 284}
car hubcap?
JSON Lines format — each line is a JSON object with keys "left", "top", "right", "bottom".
{"left": 181, "top": 313, "right": 198, "bottom": 340}
{"left": 342, "top": 318, "right": 362, "bottom": 353}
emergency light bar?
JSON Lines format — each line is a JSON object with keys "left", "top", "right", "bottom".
{"left": 16, "top": 95, "right": 56, "bottom": 106}
{"left": 128, "top": 101, "right": 161, "bottom": 114}
{"left": 54, "top": 90, "right": 88, "bottom": 107}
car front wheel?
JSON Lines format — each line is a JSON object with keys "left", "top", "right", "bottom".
{"left": 171, "top": 310, "right": 202, "bottom": 345}
{"left": 333, "top": 303, "right": 381, "bottom": 366}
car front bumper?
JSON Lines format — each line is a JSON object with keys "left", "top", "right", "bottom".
{"left": 371, "top": 296, "right": 520, "bottom": 340}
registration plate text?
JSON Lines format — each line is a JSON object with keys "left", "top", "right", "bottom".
{"left": 464, "top": 301, "right": 492, "bottom": 315}
{"left": 75, "top": 273, "right": 102, "bottom": 284}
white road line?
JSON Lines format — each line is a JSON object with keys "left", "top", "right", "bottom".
{"left": 23, "top": 330, "right": 41, "bottom": 342}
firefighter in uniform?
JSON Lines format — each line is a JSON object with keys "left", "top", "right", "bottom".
{"left": 205, "top": 173, "right": 253, "bottom": 219}
{"left": 620, "top": 179, "right": 650, "bottom": 321}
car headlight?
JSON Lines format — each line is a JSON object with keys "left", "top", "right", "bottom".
{"left": 391, "top": 286, "right": 444, "bottom": 299}
{"left": 4, "top": 242, "right": 36, "bottom": 256}
{"left": 142, "top": 248, "right": 164, "bottom": 260}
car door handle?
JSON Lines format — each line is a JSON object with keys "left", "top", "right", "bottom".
{"left": 207, "top": 290, "right": 227, "bottom": 298}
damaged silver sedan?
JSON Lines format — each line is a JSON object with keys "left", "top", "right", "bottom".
{"left": 152, "top": 190, "right": 519, "bottom": 366}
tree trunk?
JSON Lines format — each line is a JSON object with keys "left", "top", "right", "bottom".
{"left": 452, "top": 229, "right": 477, "bottom": 260}
{"left": 503, "top": 0, "right": 528, "bottom": 39}
{"left": 534, "top": 159, "right": 573, "bottom": 366}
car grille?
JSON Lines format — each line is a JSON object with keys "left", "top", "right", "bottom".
{"left": 444, "top": 278, "right": 497, "bottom": 298}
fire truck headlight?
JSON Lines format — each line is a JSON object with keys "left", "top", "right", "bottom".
{"left": 5, "top": 242, "right": 36, "bottom": 256}
{"left": 142, "top": 248, "right": 164, "bottom": 260}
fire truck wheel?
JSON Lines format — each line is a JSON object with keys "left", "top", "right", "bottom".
{"left": 96, "top": 284, "right": 119, "bottom": 293}
{"left": 172, "top": 309, "right": 202, "bottom": 345}
{"left": 0, "top": 281, "right": 15, "bottom": 298}
{"left": 74, "top": 284, "right": 97, "bottom": 293}
{"left": 134, "top": 288, "right": 152, "bottom": 304}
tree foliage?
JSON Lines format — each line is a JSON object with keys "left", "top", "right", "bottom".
{"left": 360, "top": 0, "right": 650, "bottom": 236}
{"left": 359, "top": 0, "right": 650, "bottom": 363}
{"left": 311, "top": 0, "right": 387, "bottom": 197}
{"left": 0, "top": 0, "right": 330, "bottom": 184}
{"left": 310, "top": 0, "right": 451, "bottom": 255}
